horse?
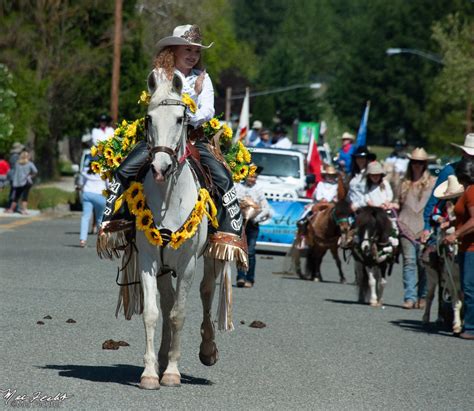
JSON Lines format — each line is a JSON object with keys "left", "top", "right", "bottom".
{"left": 119, "top": 70, "right": 232, "bottom": 390}
{"left": 297, "top": 199, "right": 353, "bottom": 283}
{"left": 422, "top": 226, "right": 463, "bottom": 334}
{"left": 352, "top": 206, "right": 396, "bottom": 307}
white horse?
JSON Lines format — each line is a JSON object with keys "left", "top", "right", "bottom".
{"left": 126, "top": 70, "right": 232, "bottom": 390}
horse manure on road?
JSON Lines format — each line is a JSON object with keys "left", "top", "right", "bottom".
{"left": 102, "top": 339, "right": 130, "bottom": 350}
{"left": 240, "top": 320, "right": 246, "bottom": 325}
{"left": 249, "top": 320, "right": 266, "bottom": 329}
{"left": 43, "top": 315, "right": 52, "bottom": 319}
{"left": 36, "top": 321, "right": 45, "bottom": 325}
{"left": 66, "top": 318, "right": 76, "bottom": 323}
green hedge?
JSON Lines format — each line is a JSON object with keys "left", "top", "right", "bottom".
{"left": 0, "top": 187, "right": 75, "bottom": 210}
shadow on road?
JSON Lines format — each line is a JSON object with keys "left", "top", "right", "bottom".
{"left": 389, "top": 319, "right": 454, "bottom": 337}
{"left": 38, "top": 364, "right": 213, "bottom": 386}
{"left": 325, "top": 298, "right": 401, "bottom": 309}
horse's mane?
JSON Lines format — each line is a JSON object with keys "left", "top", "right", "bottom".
{"left": 356, "top": 206, "right": 391, "bottom": 243}
{"left": 334, "top": 199, "right": 352, "bottom": 217}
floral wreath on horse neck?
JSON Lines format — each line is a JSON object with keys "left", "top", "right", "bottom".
{"left": 89, "top": 91, "right": 255, "bottom": 184}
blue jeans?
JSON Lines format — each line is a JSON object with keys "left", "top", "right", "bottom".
{"left": 401, "top": 237, "right": 427, "bottom": 302}
{"left": 459, "top": 252, "right": 474, "bottom": 335}
{"left": 237, "top": 222, "right": 259, "bottom": 284}
{"left": 80, "top": 191, "right": 106, "bottom": 242}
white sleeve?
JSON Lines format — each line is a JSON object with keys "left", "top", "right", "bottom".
{"left": 188, "top": 74, "right": 215, "bottom": 127}
{"left": 314, "top": 184, "right": 323, "bottom": 201}
{"left": 384, "top": 180, "right": 394, "bottom": 202}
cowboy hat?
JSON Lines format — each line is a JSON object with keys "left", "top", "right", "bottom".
{"left": 322, "top": 165, "right": 338, "bottom": 175}
{"left": 341, "top": 132, "right": 355, "bottom": 141}
{"left": 450, "top": 133, "right": 474, "bottom": 156}
{"left": 352, "top": 146, "right": 376, "bottom": 161}
{"left": 366, "top": 161, "right": 385, "bottom": 176}
{"left": 156, "top": 25, "right": 214, "bottom": 52}
{"left": 252, "top": 120, "right": 263, "bottom": 130}
{"left": 407, "top": 147, "right": 436, "bottom": 161}
{"left": 434, "top": 175, "right": 464, "bottom": 200}
{"left": 10, "top": 142, "right": 25, "bottom": 154}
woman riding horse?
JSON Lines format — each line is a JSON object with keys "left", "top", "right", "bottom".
{"left": 98, "top": 24, "right": 247, "bottom": 269}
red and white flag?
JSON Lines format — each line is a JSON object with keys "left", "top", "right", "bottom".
{"left": 235, "top": 88, "right": 249, "bottom": 143}
{"left": 306, "top": 126, "right": 322, "bottom": 198}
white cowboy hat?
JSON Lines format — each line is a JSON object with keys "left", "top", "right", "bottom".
{"left": 252, "top": 120, "right": 262, "bottom": 130}
{"left": 156, "top": 25, "right": 214, "bottom": 52}
{"left": 434, "top": 175, "right": 464, "bottom": 200}
{"left": 366, "top": 161, "right": 385, "bottom": 175}
{"left": 407, "top": 147, "right": 436, "bottom": 161}
{"left": 341, "top": 132, "right": 355, "bottom": 141}
{"left": 450, "top": 133, "right": 474, "bottom": 156}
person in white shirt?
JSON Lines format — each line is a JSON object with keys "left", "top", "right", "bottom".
{"left": 235, "top": 166, "right": 273, "bottom": 287}
{"left": 91, "top": 114, "right": 114, "bottom": 146}
{"left": 271, "top": 125, "right": 292, "bottom": 149}
{"left": 347, "top": 146, "right": 376, "bottom": 210}
{"left": 313, "top": 166, "right": 339, "bottom": 203}
{"left": 363, "top": 161, "right": 394, "bottom": 209}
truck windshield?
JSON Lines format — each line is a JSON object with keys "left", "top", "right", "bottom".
{"left": 251, "top": 152, "right": 301, "bottom": 178}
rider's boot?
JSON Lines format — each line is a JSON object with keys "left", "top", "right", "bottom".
{"left": 97, "top": 141, "right": 151, "bottom": 258}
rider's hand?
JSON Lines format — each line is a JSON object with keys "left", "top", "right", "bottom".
{"left": 440, "top": 221, "right": 450, "bottom": 229}
{"left": 195, "top": 69, "right": 206, "bottom": 95}
{"left": 444, "top": 232, "right": 457, "bottom": 244}
{"left": 420, "top": 229, "right": 431, "bottom": 244}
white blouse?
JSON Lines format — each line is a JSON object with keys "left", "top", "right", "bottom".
{"left": 313, "top": 181, "right": 338, "bottom": 202}
{"left": 348, "top": 171, "right": 367, "bottom": 209}
{"left": 364, "top": 180, "right": 393, "bottom": 207}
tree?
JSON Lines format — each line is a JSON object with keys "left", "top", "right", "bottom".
{"left": 0, "top": 64, "right": 16, "bottom": 153}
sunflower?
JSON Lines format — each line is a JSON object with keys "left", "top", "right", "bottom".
{"left": 181, "top": 93, "right": 197, "bottom": 113}
{"left": 170, "top": 231, "right": 188, "bottom": 249}
{"left": 138, "top": 90, "right": 151, "bottom": 105}
{"left": 90, "top": 145, "right": 98, "bottom": 157}
{"left": 129, "top": 193, "right": 146, "bottom": 216}
{"left": 113, "top": 154, "right": 124, "bottom": 167}
{"left": 243, "top": 147, "right": 251, "bottom": 163}
{"left": 126, "top": 182, "right": 143, "bottom": 201}
{"left": 90, "top": 161, "right": 101, "bottom": 174}
{"left": 122, "top": 137, "right": 130, "bottom": 151}
{"left": 239, "top": 165, "right": 249, "bottom": 178}
{"left": 107, "top": 157, "right": 116, "bottom": 168}
{"left": 136, "top": 209, "right": 153, "bottom": 231}
{"left": 248, "top": 164, "right": 257, "bottom": 177}
{"left": 209, "top": 118, "right": 221, "bottom": 130}
{"left": 222, "top": 124, "right": 233, "bottom": 139}
{"left": 126, "top": 123, "right": 137, "bottom": 138}
{"left": 104, "top": 147, "right": 114, "bottom": 159}
{"left": 145, "top": 227, "right": 163, "bottom": 246}
{"left": 236, "top": 150, "right": 244, "bottom": 163}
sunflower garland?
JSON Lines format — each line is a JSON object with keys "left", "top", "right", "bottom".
{"left": 123, "top": 183, "right": 218, "bottom": 249}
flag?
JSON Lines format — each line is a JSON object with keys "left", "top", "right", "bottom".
{"left": 235, "top": 88, "right": 249, "bottom": 143}
{"left": 356, "top": 101, "right": 370, "bottom": 147}
{"left": 305, "top": 124, "right": 322, "bottom": 198}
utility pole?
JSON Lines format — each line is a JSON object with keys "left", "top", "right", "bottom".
{"left": 110, "top": 0, "right": 123, "bottom": 124}
{"left": 225, "top": 87, "right": 232, "bottom": 122}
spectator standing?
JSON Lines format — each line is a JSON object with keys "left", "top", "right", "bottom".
{"left": 7, "top": 142, "right": 25, "bottom": 208}
{"left": 78, "top": 154, "right": 107, "bottom": 247}
{"left": 336, "top": 132, "right": 356, "bottom": 174}
{"left": 247, "top": 120, "right": 262, "bottom": 146}
{"left": 253, "top": 129, "right": 272, "bottom": 148}
{"left": 236, "top": 166, "right": 273, "bottom": 288}
{"left": 91, "top": 114, "right": 114, "bottom": 146}
{"left": 444, "top": 158, "right": 474, "bottom": 340}
{"left": 271, "top": 125, "right": 292, "bottom": 149}
{"left": 395, "top": 148, "right": 436, "bottom": 309}
{"left": 4, "top": 150, "right": 37, "bottom": 215}
{"left": 0, "top": 153, "right": 10, "bottom": 189}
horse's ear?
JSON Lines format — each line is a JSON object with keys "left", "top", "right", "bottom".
{"left": 147, "top": 70, "right": 159, "bottom": 95}
{"left": 172, "top": 73, "right": 183, "bottom": 95}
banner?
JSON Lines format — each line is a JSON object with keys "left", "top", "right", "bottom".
{"left": 235, "top": 88, "right": 249, "bottom": 143}
{"left": 257, "top": 200, "right": 309, "bottom": 245}
{"left": 297, "top": 122, "right": 319, "bottom": 144}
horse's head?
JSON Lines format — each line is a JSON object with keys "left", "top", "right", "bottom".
{"left": 333, "top": 200, "right": 353, "bottom": 248}
{"left": 146, "top": 70, "right": 188, "bottom": 183}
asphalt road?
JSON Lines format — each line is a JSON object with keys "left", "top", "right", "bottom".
{"left": 0, "top": 214, "right": 473, "bottom": 410}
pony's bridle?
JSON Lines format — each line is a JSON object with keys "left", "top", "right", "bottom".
{"left": 146, "top": 98, "right": 188, "bottom": 174}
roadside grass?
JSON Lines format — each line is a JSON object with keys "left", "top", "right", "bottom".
{"left": 0, "top": 187, "right": 75, "bottom": 210}
{"left": 369, "top": 145, "right": 392, "bottom": 161}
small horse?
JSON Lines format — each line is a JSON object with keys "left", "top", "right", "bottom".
{"left": 353, "top": 206, "right": 396, "bottom": 307}
{"left": 120, "top": 71, "right": 231, "bottom": 390}
{"left": 422, "top": 226, "right": 463, "bottom": 333}
{"left": 298, "top": 199, "right": 353, "bottom": 283}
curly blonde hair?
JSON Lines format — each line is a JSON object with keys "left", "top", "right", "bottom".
{"left": 154, "top": 46, "right": 204, "bottom": 80}
{"left": 398, "top": 161, "right": 432, "bottom": 205}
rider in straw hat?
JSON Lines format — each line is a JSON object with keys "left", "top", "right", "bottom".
{"left": 313, "top": 165, "right": 339, "bottom": 203}
{"left": 99, "top": 24, "right": 247, "bottom": 268}
{"left": 422, "top": 133, "right": 474, "bottom": 244}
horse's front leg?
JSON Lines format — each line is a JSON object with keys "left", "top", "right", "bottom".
{"left": 159, "top": 256, "right": 196, "bottom": 387}
{"left": 139, "top": 255, "right": 160, "bottom": 390}
{"left": 367, "top": 267, "right": 378, "bottom": 307}
{"left": 199, "top": 257, "right": 222, "bottom": 366}
{"left": 331, "top": 245, "right": 346, "bottom": 284}
{"left": 422, "top": 265, "right": 438, "bottom": 324}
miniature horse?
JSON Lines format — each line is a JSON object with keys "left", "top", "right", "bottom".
{"left": 303, "top": 199, "right": 353, "bottom": 282}
{"left": 353, "top": 206, "right": 396, "bottom": 306}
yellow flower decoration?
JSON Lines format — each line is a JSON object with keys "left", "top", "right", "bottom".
{"left": 182, "top": 93, "right": 197, "bottom": 113}
{"left": 138, "top": 90, "right": 151, "bottom": 105}
{"left": 145, "top": 227, "right": 163, "bottom": 246}
{"left": 122, "top": 137, "right": 130, "bottom": 150}
{"left": 209, "top": 118, "right": 221, "bottom": 130}
{"left": 243, "top": 147, "right": 251, "bottom": 163}
{"left": 97, "top": 142, "right": 104, "bottom": 155}
{"left": 113, "top": 154, "right": 124, "bottom": 167}
{"left": 126, "top": 182, "right": 143, "bottom": 201}
{"left": 136, "top": 209, "right": 153, "bottom": 231}
{"left": 222, "top": 124, "right": 233, "bottom": 139}
{"left": 126, "top": 123, "right": 137, "bottom": 138}
{"left": 90, "top": 146, "right": 98, "bottom": 157}
{"left": 122, "top": 120, "right": 128, "bottom": 127}
{"left": 239, "top": 165, "right": 249, "bottom": 178}
{"left": 91, "top": 162, "right": 101, "bottom": 174}
{"left": 130, "top": 194, "right": 146, "bottom": 216}
{"left": 104, "top": 147, "right": 114, "bottom": 159}
{"left": 249, "top": 165, "right": 257, "bottom": 177}
{"left": 236, "top": 150, "right": 244, "bottom": 163}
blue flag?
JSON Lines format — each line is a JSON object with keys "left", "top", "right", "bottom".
{"left": 356, "top": 101, "right": 370, "bottom": 147}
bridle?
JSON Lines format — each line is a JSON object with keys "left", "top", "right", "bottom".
{"left": 146, "top": 98, "right": 188, "bottom": 174}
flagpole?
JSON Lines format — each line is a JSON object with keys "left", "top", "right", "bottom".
{"left": 225, "top": 87, "right": 232, "bottom": 122}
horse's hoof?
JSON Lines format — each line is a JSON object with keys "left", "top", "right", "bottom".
{"left": 160, "top": 373, "right": 181, "bottom": 387}
{"left": 312, "top": 277, "right": 320, "bottom": 282}
{"left": 453, "top": 325, "right": 462, "bottom": 334}
{"left": 369, "top": 300, "right": 378, "bottom": 307}
{"left": 199, "top": 343, "right": 219, "bottom": 366}
{"left": 139, "top": 376, "right": 160, "bottom": 390}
